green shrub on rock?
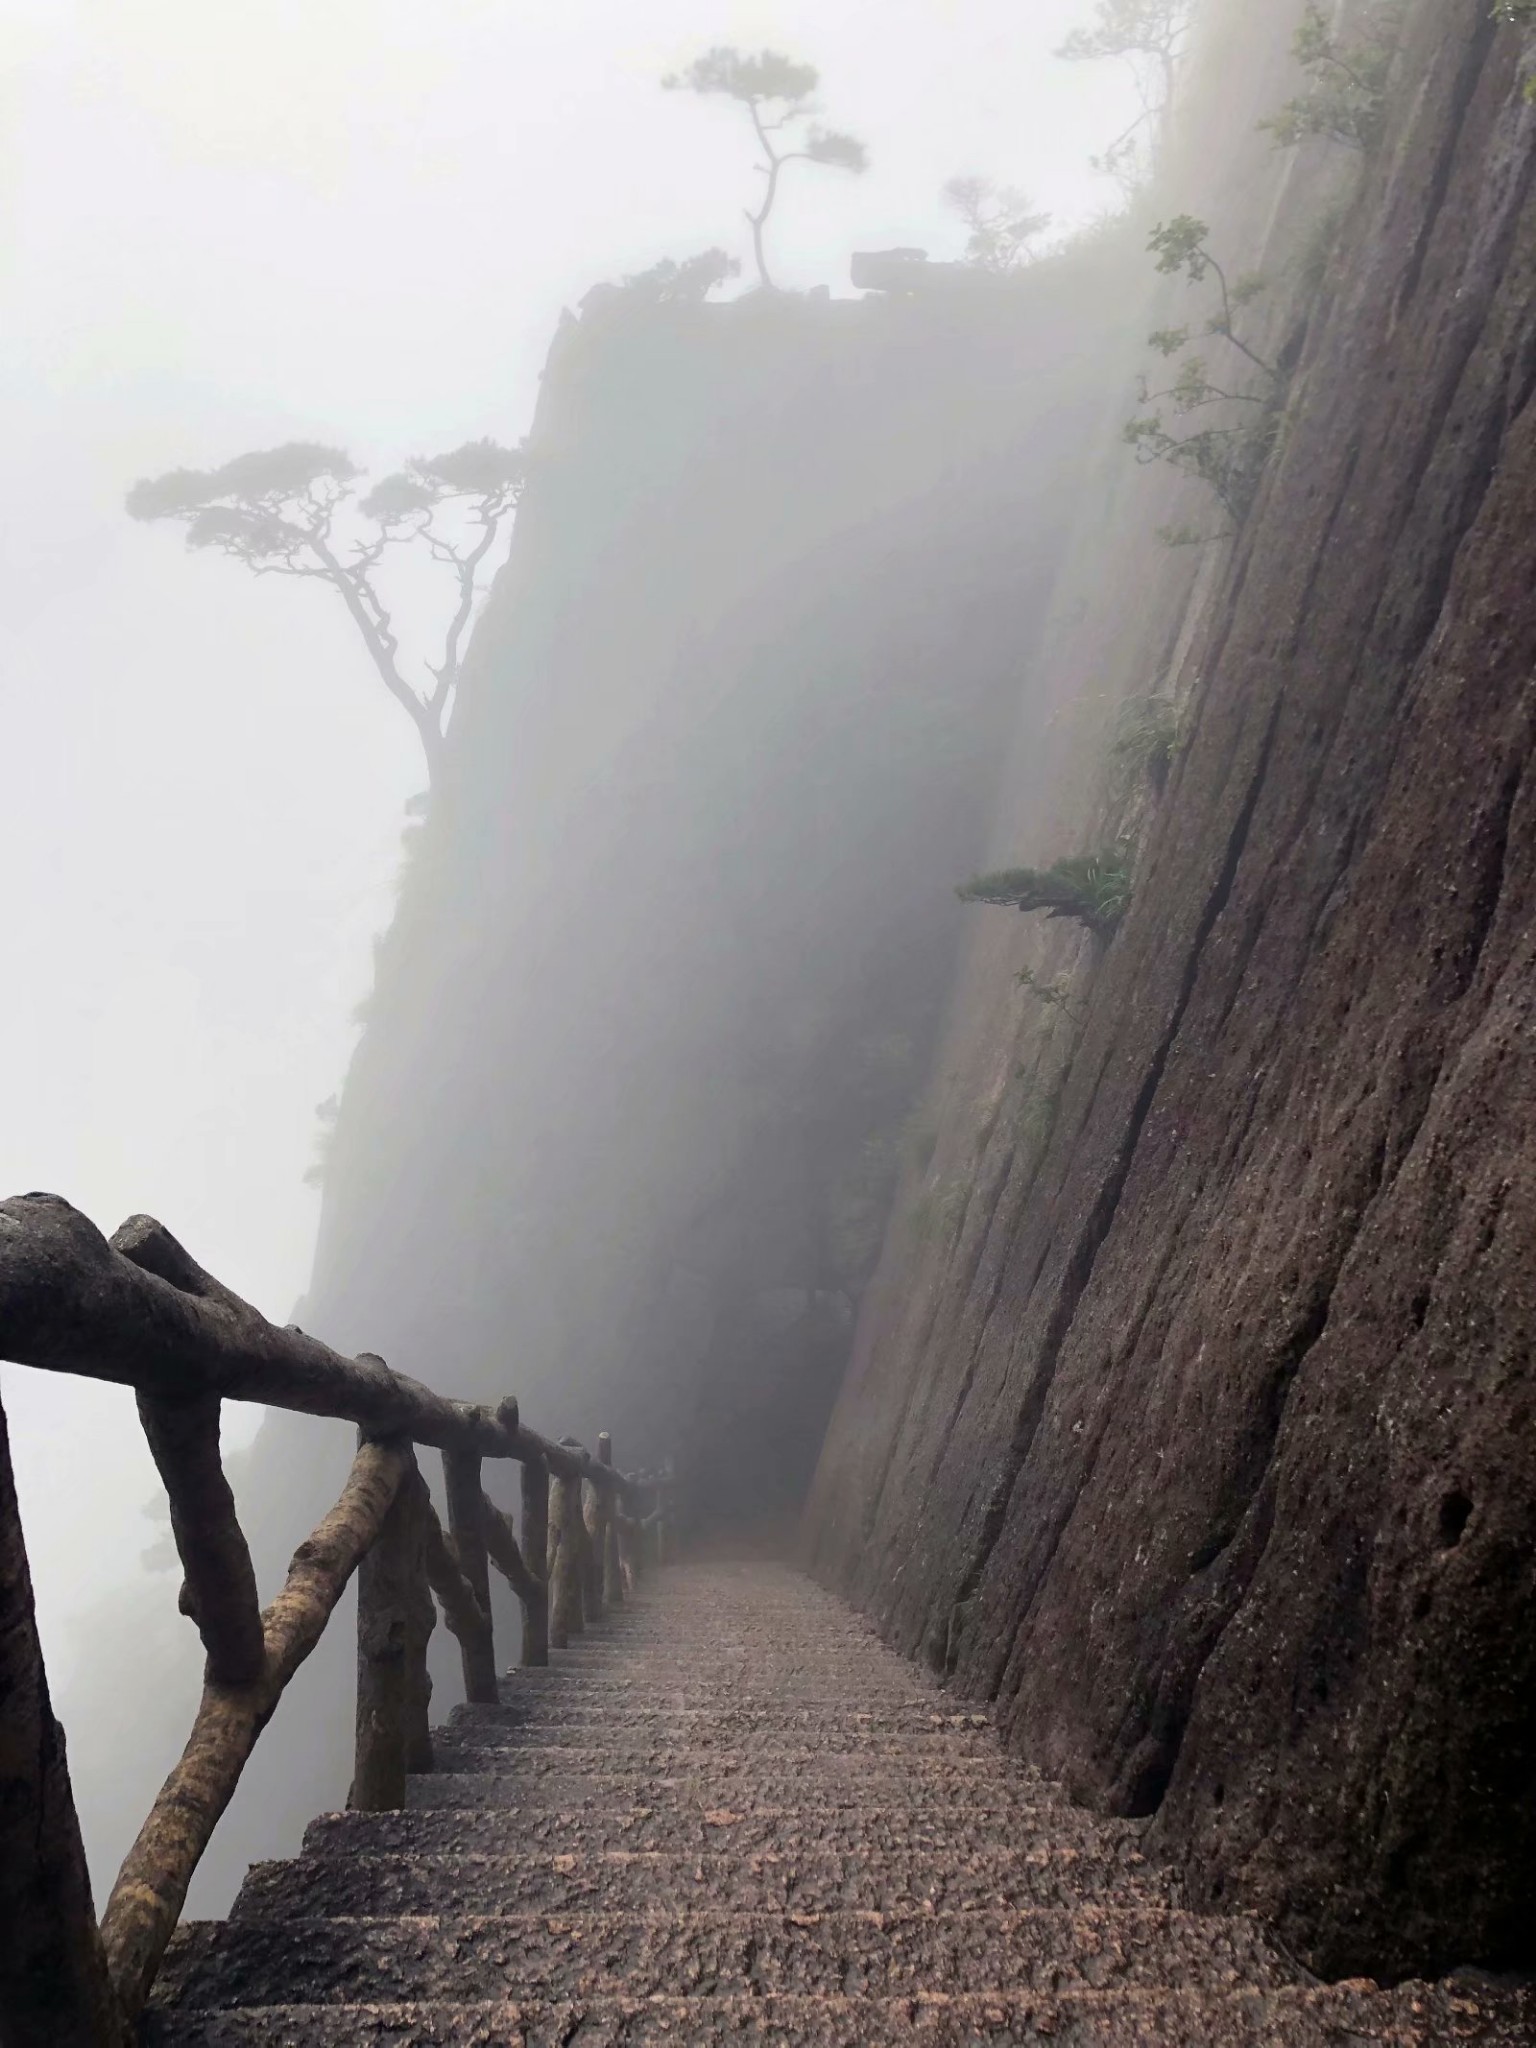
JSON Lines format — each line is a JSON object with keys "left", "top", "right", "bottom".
{"left": 1262, "top": 3, "right": 1404, "bottom": 152}
{"left": 958, "top": 851, "right": 1133, "bottom": 938}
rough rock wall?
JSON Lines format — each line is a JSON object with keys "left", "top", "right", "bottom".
{"left": 805, "top": 0, "right": 1536, "bottom": 1983}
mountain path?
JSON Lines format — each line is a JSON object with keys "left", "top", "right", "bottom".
{"left": 142, "top": 1561, "right": 1531, "bottom": 2045}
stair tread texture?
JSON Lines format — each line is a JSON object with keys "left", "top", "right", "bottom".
{"left": 145, "top": 1562, "right": 1532, "bottom": 2045}
{"left": 300, "top": 1804, "right": 1150, "bottom": 1857}
{"left": 141, "top": 1986, "right": 1536, "bottom": 2047}
{"left": 156, "top": 1905, "right": 1299, "bottom": 2003}
{"left": 230, "top": 1844, "right": 1162, "bottom": 1918}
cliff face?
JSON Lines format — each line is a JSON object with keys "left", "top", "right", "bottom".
{"left": 306, "top": 252, "right": 1128, "bottom": 1530}
{"left": 805, "top": 0, "right": 1536, "bottom": 1984}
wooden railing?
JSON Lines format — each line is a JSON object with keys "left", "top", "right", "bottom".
{"left": 0, "top": 1191, "right": 673, "bottom": 2048}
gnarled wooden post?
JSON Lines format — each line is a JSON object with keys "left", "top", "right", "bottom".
{"left": 401, "top": 1479, "right": 435, "bottom": 1774}
{"left": 0, "top": 1389, "right": 126, "bottom": 2047}
{"left": 483, "top": 1493, "right": 543, "bottom": 1613}
{"left": 546, "top": 1454, "right": 584, "bottom": 1650}
{"left": 656, "top": 1460, "right": 675, "bottom": 1566}
{"left": 100, "top": 1438, "right": 409, "bottom": 2024}
{"left": 519, "top": 1454, "right": 549, "bottom": 1665}
{"left": 441, "top": 1448, "right": 498, "bottom": 1705}
{"left": 351, "top": 1437, "right": 414, "bottom": 1812}
{"left": 136, "top": 1392, "right": 264, "bottom": 1688}
{"left": 580, "top": 1477, "right": 604, "bottom": 1622}
{"left": 415, "top": 1477, "right": 490, "bottom": 1652}
{"left": 617, "top": 1506, "right": 641, "bottom": 1595}
{"left": 598, "top": 1433, "right": 623, "bottom": 1607}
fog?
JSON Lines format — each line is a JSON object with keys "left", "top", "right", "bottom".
{"left": 2, "top": 0, "right": 1140, "bottom": 1908}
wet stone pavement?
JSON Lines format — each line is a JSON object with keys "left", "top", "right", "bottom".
{"left": 144, "top": 1561, "right": 1532, "bottom": 2045}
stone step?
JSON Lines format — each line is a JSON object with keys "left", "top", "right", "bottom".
{"left": 151, "top": 1906, "right": 1297, "bottom": 2007}
{"left": 444, "top": 1712, "right": 999, "bottom": 1744}
{"left": 425, "top": 1738, "right": 1015, "bottom": 1775}
{"left": 519, "top": 1662, "right": 929, "bottom": 1686}
{"left": 230, "top": 1843, "right": 1164, "bottom": 1922}
{"left": 511, "top": 1624, "right": 903, "bottom": 1645}
{"left": 456, "top": 1700, "right": 987, "bottom": 1729}
{"left": 523, "top": 1630, "right": 903, "bottom": 1646}
{"left": 493, "top": 1676, "right": 949, "bottom": 1706}
{"left": 539, "top": 1641, "right": 907, "bottom": 1657}
{"left": 140, "top": 1984, "right": 1536, "bottom": 2047}
{"left": 303, "top": 1803, "right": 1148, "bottom": 1861}
{"left": 439, "top": 1725, "right": 999, "bottom": 1755}
{"left": 548, "top": 1613, "right": 888, "bottom": 1630}
{"left": 403, "top": 1768, "right": 1068, "bottom": 1811}
{"left": 544, "top": 1633, "right": 900, "bottom": 1650}
{"left": 487, "top": 1695, "right": 966, "bottom": 1718}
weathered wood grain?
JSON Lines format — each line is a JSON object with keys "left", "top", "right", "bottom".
{"left": 0, "top": 1390, "right": 127, "bottom": 2046}
{"left": 519, "top": 1455, "right": 550, "bottom": 1666}
{"left": 352, "top": 1441, "right": 416, "bottom": 1813}
{"left": 442, "top": 1449, "right": 498, "bottom": 1704}
{"left": 99, "top": 1438, "right": 410, "bottom": 2019}
{"left": 1, "top": 1199, "right": 639, "bottom": 1500}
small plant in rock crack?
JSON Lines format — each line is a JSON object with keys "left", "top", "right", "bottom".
{"left": 1124, "top": 216, "right": 1280, "bottom": 534}
{"left": 1113, "top": 692, "right": 1183, "bottom": 792}
{"left": 959, "top": 850, "right": 1133, "bottom": 938}
{"left": 1492, "top": 0, "right": 1536, "bottom": 95}
{"left": 1056, "top": 1, "right": 1192, "bottom": 192}
{"left": 1146, "top": 217, "right": 1276, "bottom": 377}
{"left": 909, "top": 1177, "right": 969, "bottom": 1246}
{"left": 1016, "top": 964, "right": 1085, "bottom": 1025}
{"left": 1014, "top": 1075, "right": 1066, "bottom": 1156}
{"left": 303, "top": 1094, "right": 341, "bottom": 1191}
{"left": 1262, "top": 2, "right": 1405, "bottom": 152}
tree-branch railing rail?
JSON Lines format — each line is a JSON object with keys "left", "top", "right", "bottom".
{"left": 0, "top": 1192, "right": 671, "bottom": 2047}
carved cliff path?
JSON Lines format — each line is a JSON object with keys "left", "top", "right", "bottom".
{"left": 143, "top": 1564, "right": 1527, "bottom": 2046}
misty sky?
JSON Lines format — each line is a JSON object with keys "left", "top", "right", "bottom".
{"left": 1, "top": 0, "right": 1133, "bottom": 1776}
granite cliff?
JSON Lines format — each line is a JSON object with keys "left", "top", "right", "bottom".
{"left": 806, "top": 0, "right": 1536, "bottom": 1984}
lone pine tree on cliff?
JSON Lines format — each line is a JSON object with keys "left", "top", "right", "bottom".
{"left": 1057, "top": 0, "right": 1190, "bottom": 185}
{"left": 663, "top": 48, "right": 868, "bottom": 289}
{"left": 126, "top": 437, "right": 525, "bottom": 789}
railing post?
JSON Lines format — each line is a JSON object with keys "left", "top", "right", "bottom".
{"left": 546, "top": 1454, "right": 584, "bottom": 1649}
{"left": 519, "top": 1455, "right": 549, "bottom": 1666}
{"left": 100, "top": 1440, "right": 410, "bottom": 2022}
{"left": 656, "top": 1459, "right": 675, "bottom": 1566}
{"left": 580, "top": 1475, "right": 604, "bottom": 1622}
{"left": 402, "top": 1479, "right": 435, "bottom": 1773}
{"left": 617, "top": 1495, "right": 641, "bottom": 1594}
{"left": 442, "top": 1449, "right": 499, "bottom": 1705}
{"left": 352, "top": 1437, "right": 413, "bottom": 1812}
{"left": 136, "top": 1392, "right": 264, "bottom": 1688}
{"left": 0, "top": 1389, "right": 126, "bottom": 2047}
{"left": 598, "top": 1433, "right": 623, "bottom": 1607}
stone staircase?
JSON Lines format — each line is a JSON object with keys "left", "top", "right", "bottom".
{"left": 143, "top": 1563, "right": 1530, "bottom": 2045}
